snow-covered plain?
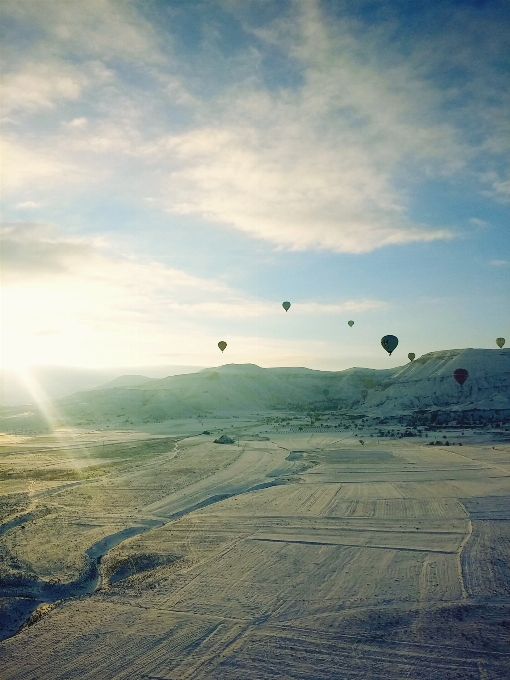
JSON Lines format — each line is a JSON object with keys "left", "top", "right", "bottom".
{"left": 1, "top": 422, "right": 510, "bottom": 679}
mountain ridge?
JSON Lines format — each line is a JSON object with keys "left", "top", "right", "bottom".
{"left": 56, "top": 349, "right": 509, "bottom": 427}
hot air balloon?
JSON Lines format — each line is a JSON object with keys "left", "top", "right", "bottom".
{"left": 453, "top": 368, "right": 468, "bottom": 385}
{"left": 282, "top": 301, "right": 291, "bottom": 312}
{"left": 323, "top": 389, "right": 330, "bottom": 398}
{"left": 496, "top": 337, "right": 505, "bottom": 348}
{"left": 381, "top": 335, "right": 398, "bottom": 356}
{"left": 218, "top": 341, "right": 227, "bottom": 353}
{"left": 408, "top": 353, "right": 415, "bottom": 362}
{"left": 348, "top": 320, "right": 354, "bottom": 327}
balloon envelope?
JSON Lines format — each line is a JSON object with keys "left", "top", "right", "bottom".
{"left": 408, "top": 353, "right": 415, "bottom": 362}
{"left": 282, "top": 301, "right": 291, "bottom": 312}
{"left": 496, "top": 337, "right": 505, "bottom": 348}
{"left": 323, "top": 389, "right": 329, "bottom": 397}
{"left": 381, "top": 335, "right": 398, "bottom": 355}
{"left": 348, "top": 320, "right": 354, "bottom": 327}
{"left": 218, "top": 341, "right": 227, "bottom": 353}
{"left": 453, "top": 368, "right": 468, "bottom": 385}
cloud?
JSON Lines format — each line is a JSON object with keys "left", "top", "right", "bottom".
{"left": 0, "top": 136, "right": 86, "bottom": 194}
{"left": 0, "top": 62, "right": 87, "bottom": 116}
{"left": 15, "top": 201, "right": 41, "bottom": 209}
{"left": 488, "top": 177, "right": 510, "bottom": 202}
{"left": 490, "top": 259, "right": 509, "bottom": 267}
{"left": 1, "top": 0, "right": 507, "bottom": 255}
{"left": 0, "top": 224, "right": 385, "bottom": 367}
{"left": 468, "top": 217, "right": 489, "bottom": 228}
{"left": 162, "top": 122, "right": 453, "bottom": 253}
{"left": 0, "top": 223, "right": 98, "bottom": 281}
{"left": 154, "top": 1, "right": 464, "bottom": 252}
{"left": 1, "top": 0, "right": 162, "bottom": 65}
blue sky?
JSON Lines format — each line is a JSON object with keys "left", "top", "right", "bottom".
{"left": 1, "top": 0, "right": 509, "bottom": 371}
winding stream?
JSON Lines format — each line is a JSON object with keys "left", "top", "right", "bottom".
{"left": 0, "top": 477, "right": 287, "bottom": 642}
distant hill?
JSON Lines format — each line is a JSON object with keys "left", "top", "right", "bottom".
{"left": 0, "top": 365, "right": 204, "bottom": 405}
{"left": 4, "top": 350, "right": 505, "bottom": 431}
{"left": 94, "top": 375, "right": 157, "bottom": 389}
{"left": 59, "top": 363, "right": 393, "bottom": 425}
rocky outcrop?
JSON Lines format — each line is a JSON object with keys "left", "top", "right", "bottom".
{"left": 363, "top": 348, "right": 510, "bottom": 421}
{"left": 213, "top": 434, "right": 236, "bottom": 444}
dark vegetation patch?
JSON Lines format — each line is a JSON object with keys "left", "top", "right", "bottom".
{"left": 461, "top": 519, "right": 510, "bottom": 598}
{"left": 0, "top": 464, "right": 126, "bottom": 481}
{"left": 0, "top": 438, "right": 179, "bottom": 482}
{"left": 319, "top": 602, "right": 510, "bottom": 654}
{"left": 0, "top": 493, "right": 30, "bottom": 522}
{"left": 63, "top": 436, "right": 179, "bottom": 460}
{"left": 286, "top": 449, "right": 395, "bottom": 464}
{"left": 1, "top": 468, "right": 86, "bottom": 481}
{"left": 461, "top": 496, "right": 510, "bottom": 521}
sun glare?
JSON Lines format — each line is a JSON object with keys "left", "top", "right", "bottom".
{"left": 13, "top": 366, "right": 60, "bottom": 428}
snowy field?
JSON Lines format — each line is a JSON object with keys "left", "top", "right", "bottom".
{"left": 1, "top": 423, "right": 510, "bottom": 679}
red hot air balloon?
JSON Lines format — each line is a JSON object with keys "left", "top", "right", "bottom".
{"left": 453, "top": 368, "right": 468, "bottom": 385}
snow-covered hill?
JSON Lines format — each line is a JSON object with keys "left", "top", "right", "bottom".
{"left": 0, "top": 365, "right": 203, "bottom": 405}
{"left": 93, "top": 375, "right": 157, "bottom": 390}
{"left": 7, "top": 350, "right": 507, "bottom": 430}
{"left": 364, "top": 348, "right": 510, "bottom": 422}
{"left": 60, "top": 363, "right": 393, "bottom": 424}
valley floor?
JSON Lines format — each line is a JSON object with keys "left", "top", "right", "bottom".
{"left": 1, "top": 422, "right": 510, "bottom": 679}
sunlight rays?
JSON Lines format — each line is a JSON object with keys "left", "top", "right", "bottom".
{"left": 11, "top": 366, "right": 91, "bottom": 477}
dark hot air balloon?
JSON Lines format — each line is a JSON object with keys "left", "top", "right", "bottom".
{"left": 496, "top": 337, "right": 505, "bottom": 348}
{"left": 348, "top": 320, "right": 354, "bottom": 327}
{"left": 218, "top": 341, "right": 227, "bottom": 353}
{"left": 323, "top": 389, "right": 329, "bottom": 398}
{"left": 408, "top": 353, "right": 415, "bottom": 362}
{"left": 453, "top": 368, "right": 468, "bottom": 385}
{"left": 282, "top": 301, "right": 291, "bottom": 312}
{"left": 381, "top": 335, "right": 398, "bottom": 356}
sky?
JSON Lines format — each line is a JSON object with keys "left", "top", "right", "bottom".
{"left": 1, "top": 0, "right": 509, "bottom": 373}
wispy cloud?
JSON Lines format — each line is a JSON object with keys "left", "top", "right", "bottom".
{"left": 0, "top": 225, "right": 384, "bottom": 367}
{"left": 0, "top": 61, "right": 87, "bottom": 116}
{"left": 15, "top": 201, "right": 41, "bottom": 209}
{"left": 4, "top": 0, "right": 506, "bottom": 253}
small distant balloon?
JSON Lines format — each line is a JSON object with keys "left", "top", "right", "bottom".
{"left": 496, "top": 337, "right": 505, "bottom": 348}
{"left": 348, "top": 320, "right": 354, "bottom": 327}
{"left": 323, "top": 389, "right": 330, "bottom": 398}
{"left": 381, "top": 335, "right": 399, "bottom": 356}
{"left": 282, "top": 301, "right": 291, "bottom": 312}
{"left": 408, "top": 353, "right": 415, "bottom": 362}
{"left": 218, "top": 341, "right": 227, "bottom": 353}
{"left": 453, "top": 368, "right": 468, "bottom": 385}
